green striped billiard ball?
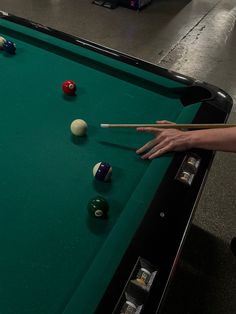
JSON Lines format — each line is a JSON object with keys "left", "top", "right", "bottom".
{"left": 87, "top": 196, "right": 109, "bottom": 218}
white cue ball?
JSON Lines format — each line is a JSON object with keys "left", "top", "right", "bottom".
{"left": 70, "top": 119, "right": 88, "bottom": 136}
{"left": 0, "top": 36, "right": 6, "bottom": 49}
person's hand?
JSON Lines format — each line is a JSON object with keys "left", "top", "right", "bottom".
{"left": 136, "top": 120, "right": 192, "bottom": 159}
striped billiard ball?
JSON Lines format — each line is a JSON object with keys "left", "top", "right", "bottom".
{"left": 93, "top": 162, "right": 112, "bottom": 181}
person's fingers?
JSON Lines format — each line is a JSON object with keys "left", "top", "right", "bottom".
{"left": 137, "top": 132, "right": 173, "bottom": 156}
{"left": 136, "top": 138, "right": 158, "bottom": 154}
{"left": 140, "top": 137, "right": 175, "bottom": 159}
{"left": 140, "top": 147, "right": 156, "bottom": 159}
{"left": 148, "top": 144, "right": 173, "bottom": 159}
{"left": 140, "top": 140, "right": 167, "bottom": 159}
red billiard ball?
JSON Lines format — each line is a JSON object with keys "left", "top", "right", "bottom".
{"left": 62, "top": 80, "right": 76, "bottom": 95}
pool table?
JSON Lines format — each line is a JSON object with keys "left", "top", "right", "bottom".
{"left": 0, "top": 11, "right": 232, "bottom": 314}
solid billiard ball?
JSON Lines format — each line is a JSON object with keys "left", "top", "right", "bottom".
{"left": 93, "top": 162, "right": 112, "bottom": 181}
{"left": 62, "top": 80, "right": 76, "bottom": 95}
{"left": 87, "top": 196, "right": 109, "bottom": 218}
{"left": 3, "top": 40, "right": 16, "bottom": 54}
{"left": 70, "top": 119, "right": 87, "bottom": 136}
{"left": 0, "top": 36, "right": 6, "bottom": 50}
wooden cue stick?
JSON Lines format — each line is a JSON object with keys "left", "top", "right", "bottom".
{"left": 100, "top": 123, "right": 236, "bottom": 129}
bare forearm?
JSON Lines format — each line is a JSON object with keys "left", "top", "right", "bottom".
{"left": 136, "top": 125, "right": 236, "bottom": 159}
{"left": 189, "top": 127, "right": 236, "bottom": 152}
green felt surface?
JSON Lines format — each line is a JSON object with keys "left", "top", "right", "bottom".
{"left": 0, "top": 18, "right": 200, "bottom": 314}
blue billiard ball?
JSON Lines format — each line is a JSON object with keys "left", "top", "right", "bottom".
{"left": 93, "top": 162, "right": 112, "bottom": 181}
{"left": 3, "top": 40, "right": 16, "bottom": 54}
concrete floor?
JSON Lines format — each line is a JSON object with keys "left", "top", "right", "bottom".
{"left": 0, "top": 0, "right": 236, "bottom": 313}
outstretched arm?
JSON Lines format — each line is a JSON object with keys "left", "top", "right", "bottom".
{"left": 136, "top": 120, "right": 236, "bottom": 159}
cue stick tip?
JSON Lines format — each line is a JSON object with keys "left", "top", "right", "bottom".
{"left": 100, "top": 124, "right": 109, "bottom": 128}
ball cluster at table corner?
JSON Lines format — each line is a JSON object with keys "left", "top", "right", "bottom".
{"left": 0, "top": 36, "right": 16, "bottom": 54}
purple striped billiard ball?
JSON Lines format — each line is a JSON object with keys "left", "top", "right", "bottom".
{"left": 93, "top": 162, "right": 112, "bottom": 181}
